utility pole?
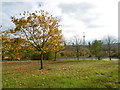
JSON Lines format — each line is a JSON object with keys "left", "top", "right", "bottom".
{"left": 83, "top": 32, "right": 85, "bottom": 60}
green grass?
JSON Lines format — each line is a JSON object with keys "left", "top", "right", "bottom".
{"left": 2, "top": 60, "right": 119, "bottom": 88}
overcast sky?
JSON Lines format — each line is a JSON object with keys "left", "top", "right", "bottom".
{"left": 0, "top": 0, "right": 119, "bottom": 42}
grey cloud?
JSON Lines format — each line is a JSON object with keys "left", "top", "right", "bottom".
{"left": 59, "top": 2, "right": 94, "bottom": 14}
{"left": 87, "top": 24, "right": 104, "bottom": 28}
{"left": 63, "top": 29, "right": 74, "bottom": 33}
{"left": 59, "top": 2, "right": 100, "bottom": 28}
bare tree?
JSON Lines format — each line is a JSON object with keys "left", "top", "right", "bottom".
{"left": 72, "top": 35, "right": 82, "bottom": 60}
{"left": 103, "top": 35, "right": 117, "bottom": 60}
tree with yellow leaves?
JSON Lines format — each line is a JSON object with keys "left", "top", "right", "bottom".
{"left": 10, "top": 10, "right": 64, "bottom": 69}
{"left": 2, "top": 34, "right": 32, "bottom": 60}
{"left": 50, "top": 36, "right": 64, "bottom": 61}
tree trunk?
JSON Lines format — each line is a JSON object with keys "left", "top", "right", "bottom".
{"left": 98, "top": 57, "right": 101, "bottom": 60}
{"left": 108, "top": 44, "right": 111, "bottom": 60}
{"left": 109, "top": 57, "right": 111, "bottom": 60}
{"left": 54, "top": 52, "right": 57, "bottom": 61}
{"left": 40, "top": 53, "right": 43, "bottom": 69}
{"left": 76, "top": 47, "right": 79, "bottom": 60}
{"left": 77, "top": 55, "right": 79, "bottom": 60}
{"left": 76, "top": 53, "right": 79, "bottom": 60}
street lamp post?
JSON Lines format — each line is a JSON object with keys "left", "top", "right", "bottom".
{"left": 83, "top": 32, "right": 85, "bottom": 60}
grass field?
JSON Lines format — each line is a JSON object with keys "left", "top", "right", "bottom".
{"left": 2, "top": 60, "right": 119, "bottom": 88}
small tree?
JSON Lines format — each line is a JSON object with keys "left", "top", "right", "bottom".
{"left": 2, "top": 34, "right": 31, "bottom": 60}
{"left": 72, "top": 36, "right": 82, "bottom": 60}
{"left": 2, "top": 35, "right": 12, "bottom": 60}
{"left": 52, "top": 37, "right": 64, "bottom": 61}
{"left": 103, "top": 35, "right": 117, "bottom": 60}
{"left": 79, "top": 47, "right": 90, "bottom": 58}
{"left": 89, "top": 40, "right": 104, "bottom": 60}
{"left": 10, "top": 10, "right": 64, "bottom": 69}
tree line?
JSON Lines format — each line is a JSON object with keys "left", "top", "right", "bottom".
{"left": 62, "top": 35, "right": 119, "bottom": 60}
